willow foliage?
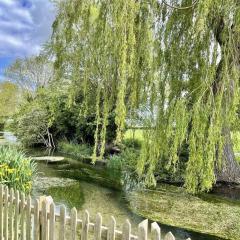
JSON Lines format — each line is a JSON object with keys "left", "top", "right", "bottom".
{"left": 51, "top": 0, "right": 240, "bottom": 193}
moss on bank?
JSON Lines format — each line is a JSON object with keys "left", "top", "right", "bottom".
{"left": 128, "top": 184, "right": 240, "bottom": 240}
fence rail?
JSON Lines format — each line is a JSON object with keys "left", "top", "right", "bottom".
{"left": 0, "top": 185, "right": 191, "bottom": 240}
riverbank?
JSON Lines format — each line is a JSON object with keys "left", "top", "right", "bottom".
{"left": 128, "top": 183, "right": 240, "bottom": 240}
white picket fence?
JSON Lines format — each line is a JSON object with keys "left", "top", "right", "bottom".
{"left": 0, "top": 185, "right": 191, "bottom": 240}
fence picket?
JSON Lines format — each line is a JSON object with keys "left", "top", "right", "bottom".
{"left": 151, "top": 222, "right": 161, "bottom": 240}
{"left": 34, "top": 199, "right": 40, "bottom": 240}
{"left": 70, "top": 207, "right": 77, "bottom": 240}
{"left": 59, "top": 205, "right": 66, "bottom": 240}
{"left": 41, "top": 199, "right": 48, "bottom": 240}
{"left": 138, "top": 219, "right": 148, "bottom": 240}
{"left": 107, "top": 216, "right": 116, "bottom": 240}
{"left": 14, "top": 190, "right": 20, "bottom": 240}
{"left": 0, "top": 185, "right": 3, "bottom": 239}
{"left": 49, "top": 202, "right": 55, "bottom": 240}
{"left": 20, "top": 192, "right": 26, "bottom": 239}
{"left": 81, "top": 210, "right": 90, "bottom": 240}
{"left": 164, "top": 232, "right": 175, "bottom": 240}
{"left": 26, "top": 195, "right": 32, "bottom": 240}
{"left": 122, "top": 219, "right": 131, "bottom": 240}
{"left": 94, "top": 213, "right": 102, "bottom": 240}
{"left": 9, "top": 188, "right": 14, "bottom": 240}
{"left": 4, "top": 186, "right": 9, "bottom": 240}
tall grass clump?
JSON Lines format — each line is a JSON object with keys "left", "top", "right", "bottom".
{"left": 0, "top": 146, "right": 36, "bottom": 193}
{"left": 58, "top": 140, "right": 93, "bottom": 159}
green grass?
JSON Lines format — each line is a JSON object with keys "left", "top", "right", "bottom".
{"left": 124, "top": 129, "right": 144, "bottom": 141}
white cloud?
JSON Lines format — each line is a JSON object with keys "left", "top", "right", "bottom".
{"left": 0, "top": 0, "right": 56, "bottom": 58}
{"left": 0, "top": 0, "right": 16, "bottom": 7}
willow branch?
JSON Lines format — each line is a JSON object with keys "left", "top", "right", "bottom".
{"left": 162, "top": 0, "right": 199, "bottom": 10}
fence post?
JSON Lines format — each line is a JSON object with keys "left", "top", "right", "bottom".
{"left": 70, "top": 207, "right": 77, "bottom": 240}
{"left": 122, "top": 219, "right": 131, "bottom": 240}
{"left": 138, "top": 219, "right": 148, "bottom": 240}
{"left": 26, "top": 195, "right": 32, "bottom": 240}
{"left": 41, "top": 199, "right": 48, "bottom": 240}
{"left": 9, "top": 188, "right": 14, "bottom": 240}
{"left": 0, "top": 185, "right": 3, "bottom": 239}
{"left": 151, "top": 222, "right": 161, "bottom": 240}
{"left": 4, "top": 186, "right": 9, "bottom": 240}
{"left": 34, "top": 199, "right": 40, "bottom": 240}
{"left": 49, "top": 202, "right": 55, "bottom": 240}
{"left": 59, "top": 205, "right": 66, "bottom": 240}
{"left": 14, "top": 190, "right": 19, "bottom": 240}
{"left": 81, "top": 210, "right": 89, "bottom": 240}
{"left": 20, "top": 192, "right": 26, "bottom": 239}
{"left": 94, "top": 213, "right": 102, "bottom": 240}
{"left": 164, "top": 232, "right": 175, "bottom": 240}
{"left": 107, "top": 216, "right": 116, "bottom": 240}
{"left": 40, "top": 196, "right": 54, "bottom": 240}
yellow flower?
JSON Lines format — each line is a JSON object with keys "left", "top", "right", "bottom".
{"left": 7, "top": 168, "right": 15, "bottom": 174}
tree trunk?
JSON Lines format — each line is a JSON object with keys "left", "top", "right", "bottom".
{"left": 216, "top": 129, "right": 240, "bottom": 183}
{"left": 213, "top": 15, "right": 240, "bottom": 183}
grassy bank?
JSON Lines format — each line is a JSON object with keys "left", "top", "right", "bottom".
{"left": 128, "top": 183, "right": 240, "bottom": 240}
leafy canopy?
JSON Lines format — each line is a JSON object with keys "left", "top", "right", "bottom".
{"left": 51, "top": 0, "right": 240, "bottom": 193}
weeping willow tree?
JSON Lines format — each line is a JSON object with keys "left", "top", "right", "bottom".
{"left": 51, "top": 0, "right": 240, "bottom": 193}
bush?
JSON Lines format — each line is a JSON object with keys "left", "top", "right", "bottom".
{"left": 0, "top": 146, "right": 36, "bottom": 192}
{"left": 123, "top": 138, "right": 142, "bottom": 149}
{"left": 107, "top": 147, "right": 141, "bottom": 191}
{"left": 108, "top": 147, "right": 140, "bottom": 171}
{"left": 74, "top": 113, "right": 117, "bottom": 145}
{"left": 58, "top": 141, "right": 93, "bottom": 158}
{"left": 12, "top": 105, "right": 50, "bottom": 147}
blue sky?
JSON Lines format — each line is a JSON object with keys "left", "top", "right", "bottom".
{"left": 0, "top": 0, "right": 55, "bottom": 81}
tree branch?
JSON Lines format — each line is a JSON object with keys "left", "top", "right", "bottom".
{"left": 162, "top": 0, "right": 199, "bottom": 10}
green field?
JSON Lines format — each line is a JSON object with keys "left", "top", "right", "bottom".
{"left": 124, "top": 129, "right": 144, "bottom": 141}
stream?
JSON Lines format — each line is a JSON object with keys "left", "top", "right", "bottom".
{"left": 1, "top": 131, "right": 237, "bottom": 240}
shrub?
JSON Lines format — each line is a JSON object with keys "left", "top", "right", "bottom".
{"left": 13, "top": 105, "right": 50, "bottom": 147}
{"left": 0, "top": 146, "right": 36, "bottom": 193}
{"left": 123, "top": 138, "right": 142, "bottom": 149}
{"left": 108, "top": 147, "right": 140, "bottom": 171}
{"left": 107, "top": 147, "right": 141, "bottom": 190}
